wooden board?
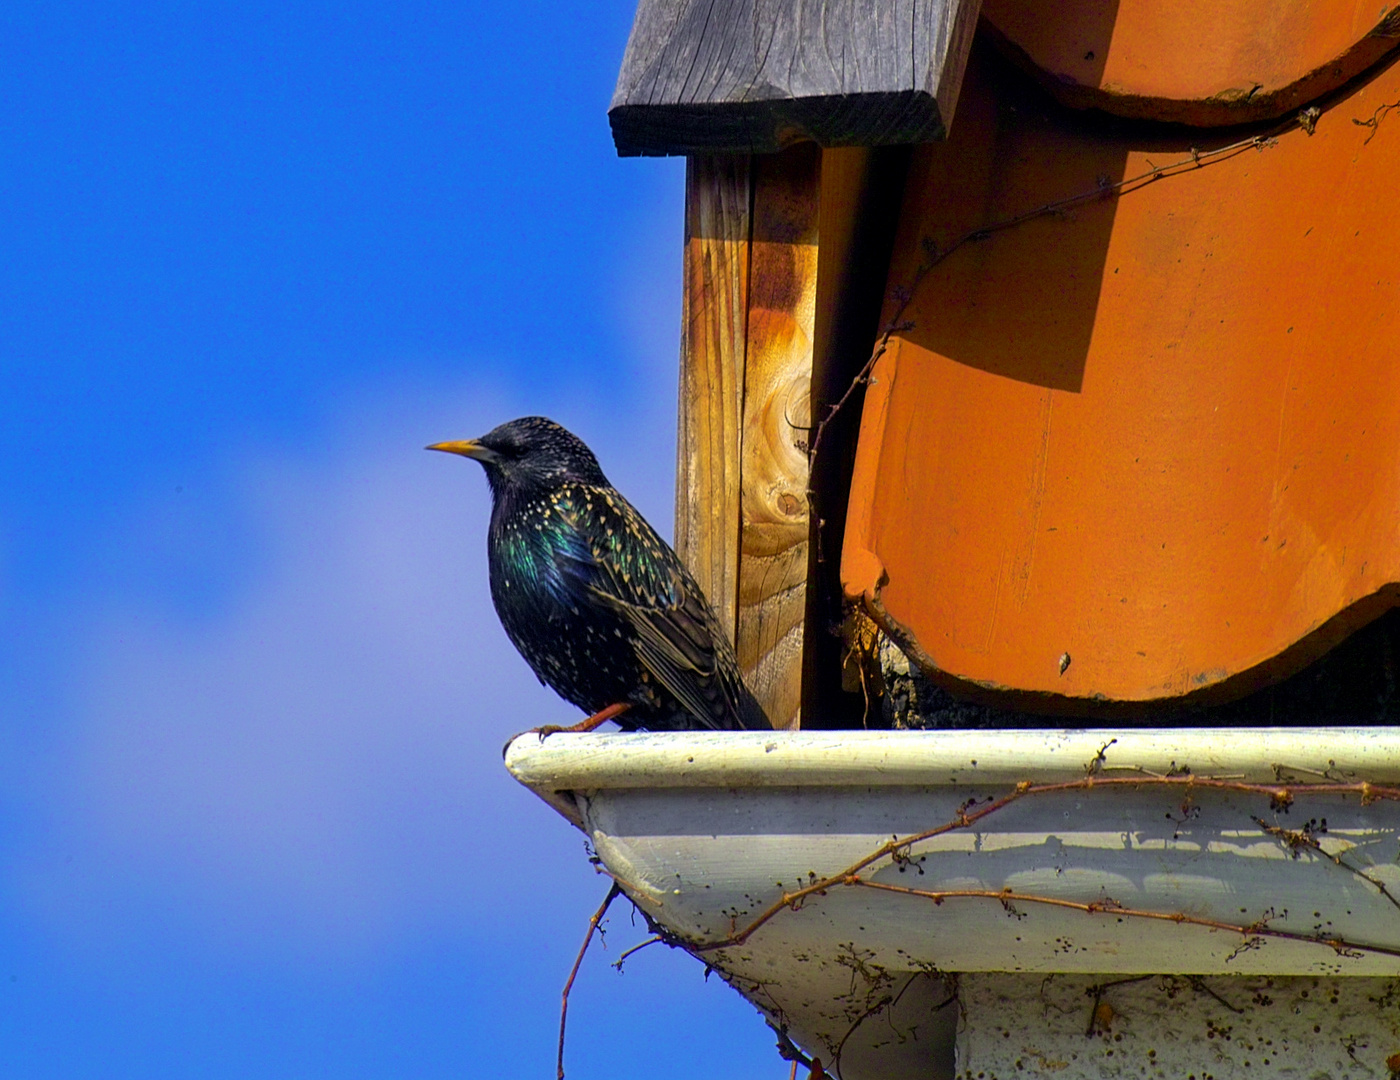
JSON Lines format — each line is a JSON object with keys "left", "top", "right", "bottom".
{"left": 677, "top": 143, "right": 902, "bottom": 729}
{"left": 736, "top": 144, "right": 822, "bottom": 731}
{"left": 610, "top": 0, "right": 982, "bottom": 156}
{"left": 675, "top": 154, "right": 751, "bottom": 638}
{"left": 676, "top": 145, "right": 823, "bottom": 730}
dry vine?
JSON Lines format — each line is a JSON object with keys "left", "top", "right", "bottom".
{"left": 557, "top": 882, "right": 621, "bottom": 1080}
{"left": 684, "top": 771, "right": 1400, "bottom": 956}
{"left": 1084, "top": 974, "right": 1153, "bottom": 1036}
{"left": 1251, "top": 814, "right": 1400, "bottom": 913}
{"left": 829, "top": 968, "right": 957, "bottom": 1079}
{"left": 556, "top": 766, "right": 1400, "bottom": 1078}
{"left": 1354, "top": 98, "right": 1400, "bottom": 144}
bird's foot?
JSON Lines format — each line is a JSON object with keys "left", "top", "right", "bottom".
{"left": 529, "top": 702, "right": 632, "bottom": 743}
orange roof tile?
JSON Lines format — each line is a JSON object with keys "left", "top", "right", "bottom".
{"left": 842, "top": 45, "right": 1400, "bottom": 711}
{"left": 983, "top": 0, "right": 1400, "bottom": 125}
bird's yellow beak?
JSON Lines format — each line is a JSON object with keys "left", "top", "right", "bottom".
{"left": 425, "top": 439, "right": 498, "bottom": 462}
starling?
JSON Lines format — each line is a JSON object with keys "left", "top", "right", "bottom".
{"left": 427, "top": 416, "right": 770, "bottom": 732}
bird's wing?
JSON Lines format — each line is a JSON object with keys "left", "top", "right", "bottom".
{"left": 611, "top": 579, "right": 740, "bottom": 728}
{"left": 553, "top": 484, "right": 761, "bottom": 729}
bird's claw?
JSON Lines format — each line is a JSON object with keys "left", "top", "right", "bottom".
{"left": 514, "top": 703, "right": 633, "bottom": 750}
{"left": 501, "top": 726, "right": 557, "bottom": 759}
{"left": 502, "top": 703, "right": 634, "bottom": 758}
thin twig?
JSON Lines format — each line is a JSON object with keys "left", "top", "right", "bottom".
{"left": 1185, "top": 975, "right": 1244, "bottom": 1015}
{"left": 1353, "top": 99, "right": 1400, "bottom": 144}
{"left": 830, "top": 970, "right": 952, "bottom": 1080}
{"left": 830, "top": 988, "right": 892, "bottom": 1079}
{"left": 1273, "top": 760, "right": 1349, "bottom": 782}
{"left": 847, "top": 879, "right": 1396, "bottom": 960}
{"left": 611, "top": 935, "right": 664, "bottom": 972}
{"left": 558, "top": 882, "right": 622, "bottom": 1080}
{"left": 1251, "top": 815, "right": 1400, "bottom": 913}
{"left": 1085, "top": 975, "right": 1153, "bottom": 1036}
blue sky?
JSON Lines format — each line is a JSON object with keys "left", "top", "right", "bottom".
{"left": 0, "top": 2, "right": 777, "bottom": 1076}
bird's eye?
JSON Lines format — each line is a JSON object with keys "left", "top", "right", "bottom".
{"left": 481, "top": 437, "right": 516, "bottom": 460}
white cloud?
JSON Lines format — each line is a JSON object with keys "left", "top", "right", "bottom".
{"left": 22, "top": 380, "right": 678, "bottom": 959}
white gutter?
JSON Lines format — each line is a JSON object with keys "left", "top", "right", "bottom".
{"left": 506, "top": 728, "right": 1400, "bottom": 1079}
{"left": 507, "top": 727, "right": 1400, "bottom": 794}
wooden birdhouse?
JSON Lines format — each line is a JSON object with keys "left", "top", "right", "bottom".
{"left": 509, "top": 2, "right": 1400, "bottom": 1077}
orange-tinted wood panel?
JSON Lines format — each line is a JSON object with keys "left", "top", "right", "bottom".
{"left": 842, "top": 47, "right": 1400, "bottom": 711}
{"left": 983, "top": 0, "right": 1400, "bottom": 125}
{"left": 737, "top": 145, "right": 821, "bottom": 732}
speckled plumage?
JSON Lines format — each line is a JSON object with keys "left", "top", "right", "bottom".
{"left": 434, "top": 416, "right": 770, "bottom": 732}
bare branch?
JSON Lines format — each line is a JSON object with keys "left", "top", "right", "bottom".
{"left": 611, "top": 935, "right": 665, "bottom": 972}
{"left": 558, "top": 882, "right": 622, "bottom": 1080}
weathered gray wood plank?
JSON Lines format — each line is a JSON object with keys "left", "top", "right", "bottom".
{"left": 610, "top": 0, "right": 981, "bottom": 156}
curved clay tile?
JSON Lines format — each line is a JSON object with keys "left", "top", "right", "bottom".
{"left": 841, "top": 45, "right": 1400, "bottom": 713}
{"left": 982, "top": 0, "right": 1400, "bottom": 125}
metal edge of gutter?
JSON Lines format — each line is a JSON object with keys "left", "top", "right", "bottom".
{"left": 504, "top": 728, "right": 1400, "bottom": 806}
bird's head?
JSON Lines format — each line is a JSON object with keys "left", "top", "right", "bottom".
{"left": 427, "top": 416, "right": 609, "bottom": 499}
